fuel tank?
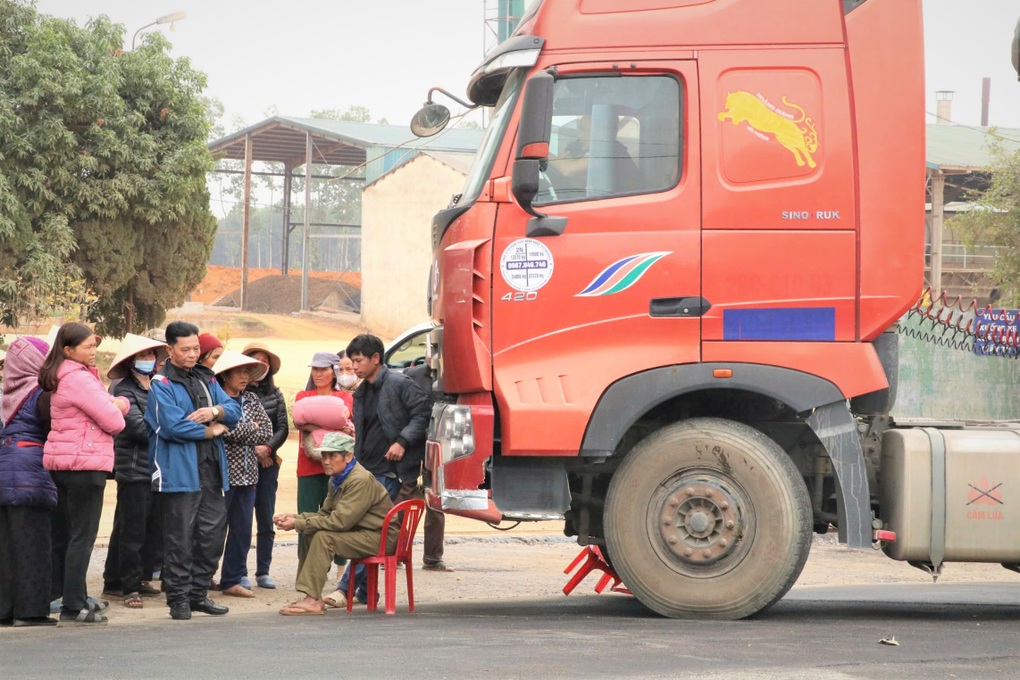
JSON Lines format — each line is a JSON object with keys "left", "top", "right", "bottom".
{"left": 880, "top": 425, "right": 1020, "bottom": 563}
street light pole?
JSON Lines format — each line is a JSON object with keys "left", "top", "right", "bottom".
{"left": 131, "top": 11, "right": 186, "bottom": 50}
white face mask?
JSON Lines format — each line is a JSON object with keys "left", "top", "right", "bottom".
{"left": 338, "top": 374, "right": 358, "bottom": 389}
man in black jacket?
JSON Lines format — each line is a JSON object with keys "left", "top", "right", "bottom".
{"left": 333, "top": 334, "right": 429, "bottom": 607}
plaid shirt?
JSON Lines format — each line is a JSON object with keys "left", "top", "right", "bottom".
{"left": 222, "top": 393, "right": 272, "bottom": 487}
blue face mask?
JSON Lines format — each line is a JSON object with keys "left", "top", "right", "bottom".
{"left": 133, "top": 359, "right": 156, "bottom": 374}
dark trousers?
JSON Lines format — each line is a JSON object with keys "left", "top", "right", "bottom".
{"left": 417, "top": 470, "right": 446, "bottom": 564}
{"left": 102, "top": 481, "right": 157, "bottom": 595}
{"left": 0, "top": 506, "right": 52, "bottom": 621}
{"left": 254, "top": 462, "right": 280, "bottom": 577}
{"left": 50, "top": 470, "right": 105, "bottom": 612}
{"left": 219, "top": 484, "right": 256, "bottom": 590}
{"left": 159, "top": 459, "right": 226, "bottom": 606}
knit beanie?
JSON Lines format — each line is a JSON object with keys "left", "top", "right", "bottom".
{"left": 198, "top": 333, "right": 222, "bottom": 356}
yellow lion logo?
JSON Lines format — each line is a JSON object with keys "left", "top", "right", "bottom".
{"left": 718, "top": 91, "right": 819, "bottom": 169}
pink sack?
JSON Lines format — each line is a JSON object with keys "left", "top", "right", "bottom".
{"left": 292, "top": 395, "right": 351, "bottom": 431}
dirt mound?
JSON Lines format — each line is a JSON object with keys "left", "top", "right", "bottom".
{"left": 192, "top": 265, "right": 360, "bottom": 305}
{"left": 213, "top": 275, "right": 361, "bottom": 314}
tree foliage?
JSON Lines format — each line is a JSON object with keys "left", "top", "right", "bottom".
{"left": 0, "top": 3, "right": 216, "bottom": 335}
{"left": 952, "top": 139, "right": 1020, "bottom": 304}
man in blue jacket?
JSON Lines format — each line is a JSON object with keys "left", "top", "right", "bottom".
{"left": 145, "top": 322, "right": 241, "bottom": 621}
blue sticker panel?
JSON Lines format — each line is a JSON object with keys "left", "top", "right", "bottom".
{"left": 723, "top": 307, "right": 836, "bottom": 341}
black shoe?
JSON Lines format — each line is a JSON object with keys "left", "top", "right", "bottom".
{"left": 189, "top": 597, "right": 228, "bottom": 616}
{"left": 169, "top": 601, "right": 191, "bottom": 620}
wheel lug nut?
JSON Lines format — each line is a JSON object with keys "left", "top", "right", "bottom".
{"left": 685, "top": 487, "right": 694, "bottom": 496}
{"left": 719, "top": 539, "right": 728, "bottom": 547}
{"left": 726, "top": 520, "right": 735, "bottom": 529}
{"left": 720, "top": 502, "right": 729, "bottom": 509}
{"left": 668, "top": 537, "right": 677, "bottom": 545}
{"left": 702, "top": 550, "right": 711, "bottom": 558}
{"left": 705, "top": 489, "right": 713, "bottom": 497}
{"left": 684, "top": 549, "right": 693, "bottom": 557}
{"left": 663, "top": 518, "right": 671, "bottom": 526}
{"left": 669, "top": 499, "right": 678, "bottom": 508}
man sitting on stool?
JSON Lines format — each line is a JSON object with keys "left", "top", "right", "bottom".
{"left": 274, "top": 432, "right": 395, "bottom": 616}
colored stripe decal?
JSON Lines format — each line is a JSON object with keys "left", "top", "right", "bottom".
{"left": 577, "top": 255, "right": 641, "bottom": 296}
{"left": 577, "top": 252, "right": 671, "bottom": 297}
{"left": 723, "top": 308, "right": 836, "bottom": 341}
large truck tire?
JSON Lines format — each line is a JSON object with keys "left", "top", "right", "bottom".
{"left": 604, "top": 418, "right": 812, "bottom": 619}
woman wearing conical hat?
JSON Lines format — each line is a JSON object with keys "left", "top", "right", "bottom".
{"left": 101, "top": 333, "right": 167, "bottom": 610}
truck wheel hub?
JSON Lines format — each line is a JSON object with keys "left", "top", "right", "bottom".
{"left": 657, "top": 480, "right": 743, "bottom": 565}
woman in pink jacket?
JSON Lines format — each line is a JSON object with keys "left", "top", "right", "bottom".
{"left": 40, "top": 323, "right": 127, "bottom": 624}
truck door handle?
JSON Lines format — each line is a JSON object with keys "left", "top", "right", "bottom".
{"left": 650, "top": 296, "right": 711, "bottom": 317}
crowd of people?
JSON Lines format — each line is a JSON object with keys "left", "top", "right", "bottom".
{"left": 0, "top": 320, "right": 444, "bottom": 626}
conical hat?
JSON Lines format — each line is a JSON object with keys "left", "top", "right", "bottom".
{"left": 212, "top": 350, "right": 269, "bottom": 383}
{"left": 107, "top": 333, "right": 168, "bottom": 379}
{"left": 241, "top": 341, "right": 281, "bottom": 376}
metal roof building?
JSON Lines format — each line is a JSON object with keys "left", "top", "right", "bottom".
{"left": 207, "top": 118, "right": 483, "bottom": 310}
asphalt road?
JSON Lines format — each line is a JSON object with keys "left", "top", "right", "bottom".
{"left": 4, "top": 582, "right": 1020, "bottom": 679}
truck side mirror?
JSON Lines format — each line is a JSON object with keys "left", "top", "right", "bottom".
{"left": 511, "top": 71, "right": 566, "bottom": 237}
{"left": 410, "top": 104, "right": 451, "bottom": 138}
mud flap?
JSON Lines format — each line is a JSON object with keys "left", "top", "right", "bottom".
{"left": 806, "top": 401, "right": 871, "bottom": 548}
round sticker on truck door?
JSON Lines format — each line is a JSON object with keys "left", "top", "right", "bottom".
{"left": 499, "top": 238, "right": 554, "bottom": 292}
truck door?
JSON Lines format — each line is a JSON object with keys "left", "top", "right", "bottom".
{"left": 491, "top": 62, "right": 701, "bottom": 455}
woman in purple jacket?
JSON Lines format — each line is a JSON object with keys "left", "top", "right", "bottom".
{"left": 0, "top": 337, "right": 55, "bottom": 627}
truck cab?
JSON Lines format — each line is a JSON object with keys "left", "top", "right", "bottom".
{"left": 418, "top": 0, "right": 927, "bottom": 619}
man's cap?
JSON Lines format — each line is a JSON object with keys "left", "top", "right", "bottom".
{"left": 316, "top": 432, "right": 355, "bottom": 455}
{"left": 308, "top": 351, "right": 339, "bottom": 368}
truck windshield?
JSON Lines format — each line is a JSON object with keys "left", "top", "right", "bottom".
{"left": 459, "top": 69, "right": 526, "bottom": 206}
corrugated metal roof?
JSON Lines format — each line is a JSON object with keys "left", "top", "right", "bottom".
{"left": 208, "top": 117, "right": 482, "bottom": 166}
{"left": 926, "top": 124, "right": 1020, "bottom": 173}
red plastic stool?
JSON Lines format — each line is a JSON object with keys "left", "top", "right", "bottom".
{"left": 562, "top": 545, "right": 631, "bottom": 596}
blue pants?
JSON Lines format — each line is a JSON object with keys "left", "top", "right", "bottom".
{"left": 219, "top": 484, "right": 256, "bottom": 590}
{"left": 337, "top": 474, "right": 400, "bottom": 601}
{"left": 254, "top": 463, "right": 280, "bottom": 577}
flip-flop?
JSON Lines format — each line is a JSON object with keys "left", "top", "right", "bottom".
{"left": 279, "top": 604, "right": 325, "bottom": 616}
{"left": 322, "top": 591, "right": 347, "bottom": 608}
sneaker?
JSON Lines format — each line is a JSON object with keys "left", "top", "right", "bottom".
{"left": 422, "top": 560, "right": 455, "bottom": 572}
{"left": 239, "top": 576, "right": 252, "bottom": 590}
{"left": 256, "top": 575, "right": 276, "bottom": 589}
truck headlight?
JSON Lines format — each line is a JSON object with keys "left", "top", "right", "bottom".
{"left": 435, "top": 404, "right": 475, "bottom": 464}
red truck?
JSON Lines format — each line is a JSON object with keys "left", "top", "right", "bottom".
{"left": 412, "top": 0, "right": 1020, "bottom": 619}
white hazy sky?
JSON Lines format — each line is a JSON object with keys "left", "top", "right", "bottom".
{"left": 30, "top": 0, "right": 1020, "bottom": 131}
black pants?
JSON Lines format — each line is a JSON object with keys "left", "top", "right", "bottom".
{"left": 0, "top": 505, "right": 52, "bottom": 621}
{"left": 50, "top": 470, "right": 106, "bottom": 612}
{"left": 102, "top": 481, "right": 158, "bottom": 595}
{"left": 159, "top": 459, "right": 226, "bottom": 606}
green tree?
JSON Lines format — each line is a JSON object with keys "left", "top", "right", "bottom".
{"left": 952, "top": 140, "right": 1020, "bottom": 304}
{"left": 0, "top": 3, "right": 216, "bottom": 335}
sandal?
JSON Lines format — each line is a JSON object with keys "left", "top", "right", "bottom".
{"left": 322, "top": 591, "right": 347, "bottom": 609}
{"left": 59, "top": 608, "right": 108, "bottom": 624}
{"left": 138, "top": 582, "right": 161, "bottom": 596}
{"left": 279, "top": 601, "right": 325, "bottom": 616}
{"left": 123, "top": 593, "right": 144, "bottom": 609}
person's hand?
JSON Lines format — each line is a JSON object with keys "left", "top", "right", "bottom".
{"left": 260, "top": 456, "right": 274, "bottom": 468}
{"left": 187, "top": 406, "right": 218, "bottom": 423}
{"left": 341, "top": 423, "right": 356, "bottom": 437}
{"left": 384, "top": 442, "right": 405, "bottom": 462}
{"left": 274, "top": 513, "right": 296, "bottom": 531}
{"left": 255, "top": 444, "right": 271, "bottom": 458}
{"left": 112, "top": 396, "right": 130, "bottom": 414}
{"left": 208, "top": 422, "right": 228, "bottom": 437}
